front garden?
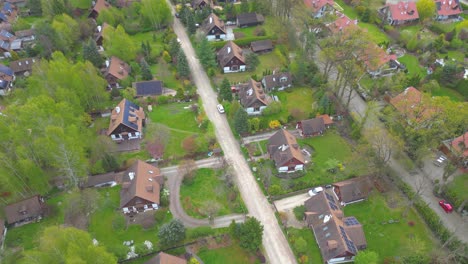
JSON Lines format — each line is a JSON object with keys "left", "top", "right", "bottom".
{"left": 180, "top": 168, "right": 245, "bottom": 219}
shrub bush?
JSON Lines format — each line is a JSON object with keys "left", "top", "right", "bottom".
{"left": 186, "top": 226, "right": 215, "bottom": 240}
{"left": 112, "top": 214, "right": 126, "bottom": 231}
{"left": 154, "top": 208, "right": 168, "bottom": 222}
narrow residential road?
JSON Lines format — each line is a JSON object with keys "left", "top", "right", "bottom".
{"left": 162, "top": 157, "right": 245, "bottom": 228}
{"left": 314, "top": 50, "right": 468, "bottom": 243}
{"left": 169, "top": 5, "right": 297, "bottom": 264}
{"left": 274, "top": 193, "right": 311, "bottom": 212}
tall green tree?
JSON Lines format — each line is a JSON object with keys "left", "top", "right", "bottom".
{"left": 83, "top": 39, "right": 104, "bottom": 67}
{"left": 240, "top": 0, "right": 250, "bottom": 13}
{"left": 416, "top": 0, "right": 435, "bottom": 21}
{"left": 245, "top": 53, "right": 260, "bottom": 71}
{"left": 196, "top": 37, "right": 217, "bottom": 69}
{"left": 177, "top": 50, "right": 190, "bottom": 78}
{"left": 234, "top": 108, "right": 249, "bottom": 135}
{"left": 158, "top": 219, "right": 186, "bottom": 247}
{"left": 103, "top": 25, "right": 137, "bottom": 63}
{"left": 97, "top": 7, "right": 125, "bottom": 27}
{"left": 219, "top": 78, "right": 232, "bottom": 101}
{"left": 169, "top": 38, "right": 181, "bottom": 61}
{"left": 20, "top": 226, "right": 117, "bottom": 264}
{"left": 41, "top": 0, "right": 67, "bottom": 19}
{"left": 237, "top": 217, "right": 263, "bottom": 252}
{"left": 140, "top": 59, "right": 153, "bottom": 81}
{"left": 141, "top": 0, "right": 172, "bottom": 30}
{"left": 29, "top": 0, "right": 43, "bottom": 16}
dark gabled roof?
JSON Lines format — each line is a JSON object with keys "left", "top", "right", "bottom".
{"left": 267, "top": 129, "right": 305, "bottom": 167}
{"left": 250, "top": 39, "right": 273, "bottom": 53}
{"left": 191, "top": 0, "right": 212, "bottom": 9}
{"left": 262, "top": 72, "right": 292, "bottom": 90}
{"left": 237, "top": 12, "right": 264, "bottom": 26}
{"left": 107, "top": 98, "right": 145, "bottom": 135}
{"left": 239, "top": 78, "right": 269, "bottom": 108}
{"left": 145, "top": 252, "right": 187, "bottom": 264}
{"left": 0, "top": 13, "right": 7, "bottom": 22}
{"left": 0, "top": 29, "right": 14, "bottom": 40}
{"left": 14, "top": 29, "right": 35, "bottom": 38}
{"left": 9, "top": 57, "right": 37, "bottom": 74}
{"left": 134, "top": 80, "right": 163, "bottom": 96}
{"left": 300, "top": 117, "right": 326, "bottom": 135}
{"left": 86, "top": 172, "right": 117, "bottom": 188}
{"left": 0, "top": 64, "right": 13, "bottom": 76}
{"left": 0, "top": 79, "right": 9, "bottom": 89}
{"left": 2, "top": 2, "right": 12, "bottom": 13}
{"left": 4, "top": 195, "right": 45, "bottom": 224}
{"left": 120, "top": 160, "right": 163, "bottom": 208}
{"left": 0, "top": 40, "right": 9, "bottom": 50}
{"left": 333, "top": 176, "right": 373, "bottom": 204}
{"left": 304, "top": 192, "right": 363, "bottom": 262}
{"left": 217, "top": 41, "right": 245, "bottom": 67}
{"left": 202, "top": 13, "right": 226, "bottom": 36}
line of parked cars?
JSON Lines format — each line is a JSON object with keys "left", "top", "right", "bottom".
{"left": 433, "top": 155, "right": 447, "bottom": 167}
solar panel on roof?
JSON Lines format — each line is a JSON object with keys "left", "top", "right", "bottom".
{"left": 344, "top": 217, "right": 360, "bottom": 226}
{"left": 328, "top": 201, "right": 338, "bottom": 210}
{"left": 0, "top": 13, "right": 7, "bottom": 22}
{"left": 325, "top": 192, "right": 335, "bottom": 202}
{"left": 339, "top": 226, "right": 357, "bottom": 254}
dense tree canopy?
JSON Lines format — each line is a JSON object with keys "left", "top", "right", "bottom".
{"left": 141, "top": 0, "right": 173, "bottom": 30}
{"left": 158, "top": 219, "right": 186, "bottom": 247}
{"left": 103, "top": 25, "right": 137, "bottom": 63}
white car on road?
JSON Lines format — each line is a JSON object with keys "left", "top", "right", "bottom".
{"left": 308, "top": 187, "right": 324, "bottom": 196}
{"left": 217, "top": 104, "right": 225, "bottom": 113}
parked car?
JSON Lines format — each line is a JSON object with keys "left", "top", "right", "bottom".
{"left": 439, "top": 200, "right": 453, "bottom": 213}
{"left": 216, "top": 104, "right": 225, "bottom": 113}
{"left": 308, "top": 187, "right": 324, "bottom": 196}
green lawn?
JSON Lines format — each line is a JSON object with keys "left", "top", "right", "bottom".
{"left": 445, "top": 173, "right": 468, "bottom": 208}
{"left": 287, "top": 228, "right": 322, "bottom": 264}
{"left": 343, "top": 193, "right": 435, "bottom": 261}
{"left": 431, "top": 85, "right": 464, "bottom": 102}
{"left": 233, "top": 26, "right": 261, "bottom": 38}
{"left": 147, "top": 102, "right": 213, "bottom": 159}
{"left": 220, "top": 51, "right": 284, "bottom": 83}
{"left": 266, "top": 131, "right": 369, "bottom": 194}
{"left": 132, "top": 31, "right": 165, "bottom": 57}
{"left": 398, "top": 54, "right": 426, "bottom": 77}
{"left": 180, "top": 168, "right": 244, "bottom": 219}
{"left": 198, "top": 243, "right": 258, "bottom": 264}
{"left": 264, "top": 87, "right": 316, "bottom": 124}
{"left": 334, "top": 0, "right": 390, "bottom": 44}
{"left": 151, "top": 60, "right": 183, "bottom": 91}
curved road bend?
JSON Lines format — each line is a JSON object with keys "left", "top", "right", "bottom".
{"left": 169, "top": 7, "right": 298, "bottom": 264}
{"left": 161, "top": 158, "right": 245, "bottom": 228}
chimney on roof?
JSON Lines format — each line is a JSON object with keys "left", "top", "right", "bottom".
{"left": 129, "top": 172, "right": 135, "bottom": 181}
{"left": 327, "top": 240, "right": 338, "bottom": 250}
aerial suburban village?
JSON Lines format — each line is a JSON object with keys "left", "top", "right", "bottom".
{"left": 0, "top": 0, "right": 467, "bottom": 263}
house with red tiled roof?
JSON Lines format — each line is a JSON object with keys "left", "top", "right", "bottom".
{"left": 145, "top": 252, "right": 187, "bottom": 264}
{"left": 440, "top": 131, "right": 468, "bottom": 169}
{"left": 389, "top": 87, "right": 437, "bottom": 124}
{"left": 379, "top": 1, "right": 419, "bottom": 25}
{"left": 326, "top": 13, "right": 358, "bottom": 34}
{"left": 268, "top": 129, "right": 306, "bottom": 172}
{"left": 103, "top": 56, "right": 130, "bottom": 87}
{"left": 360, "top": 45, "right": 401, "bottom": 77}
{"left": 304, "top": 0, "right": 335, "bottom": 18}
{"left": 434, "top": 0, "right": 463, "bottom": 21}
{"left": 121, "top": 160, "right": 164, "bottom": 214}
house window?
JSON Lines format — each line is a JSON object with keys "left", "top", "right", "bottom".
{"left": 323, "top": 226, "right": 328, "bottom": 231}
{"left": 254, "top": 107, "right": 260, "bottom": 112}
{"left": 325, "top": 232, "right": 331, "bottom": 238}
{"left": 280, "top": 77, "right": 287, "bottom": 82}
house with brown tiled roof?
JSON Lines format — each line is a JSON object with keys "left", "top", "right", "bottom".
{"left": 236, "top": 12, "right": 264, "bottom": 28}
{"left": 107, "top": 99, "right": 146, "bottom": 141}
{"left": 304, "top": 191, "right": 366, "bottom": 263}
{"left": 267, "top": 129, "right": 306, "bottom": 173}
{"left": 261, "top": 72, "right": 292, "bottom": 91}
{"left": 4, "top": 195, "right": 46, "bottom": 226}
{"left": 89, "top": 0, "right": 111, "bottom": 19}
{"left": 304, "top": 0, "right": 335, "bottom": 18}
{"left": 297, "top": 117, "right": 326, "bottom": 137}
{"left": 333, "top": 176, "right": 373, "bottom": 206}
{"left": 379, "top": 1, "right": 419, "bottom": 25}
{"left": 9, "top": 57, "right": 37, "bottom": 76}
{"left": 145, "top": 252, "right": 187, "bottom": 264}
{"left": 201, "top": 13, "right": 226, "bottom": 41}
{"left": 103, "top": 56, "right": 130, "bottom": 88}
{"left": 250, "top": 39, "right": 273, "bottom": 54}
{"left": 191, "top": 0, "right": 213, "bottom": 9}
{"left": 360, "top": 44, "right": 401, "bottom": 77}
{"left": 389, "top": 87, "right": 437, "bottom": 124}
{"left": 440, "top": 131, "right": 468, "bottom": 169}
{"left": 239, "top": 78, "right": 270, "bottom": 115}
{"left": 435, "top": 0, "right": 463, "bottom": 21}
{"left": 14, "top": 28, "right": 35, "bottom": 45}
{"left": 120, "top": 160, "right": 164, "bottom": 214}
{"left": 217, "top": 41, "right": 246, "bottom": 73}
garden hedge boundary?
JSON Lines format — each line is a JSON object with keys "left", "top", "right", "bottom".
{"left": 388, "top": 170, "right": 467, "bottom": 261}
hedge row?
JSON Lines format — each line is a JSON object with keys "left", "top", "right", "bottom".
{"left": 391, "top": 173, "right": 467, "bottom": 259}
{"left": 210, "top": 36, "right": 273, "bottom": 49}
